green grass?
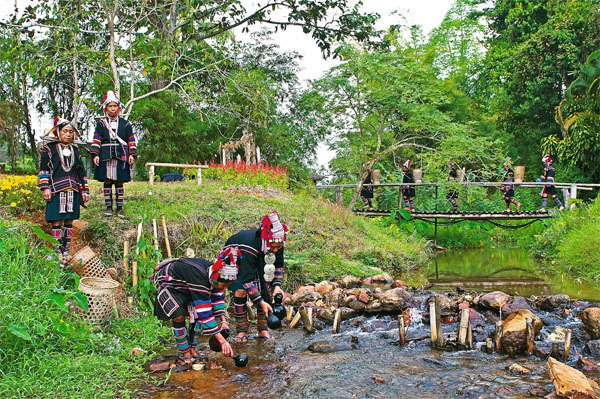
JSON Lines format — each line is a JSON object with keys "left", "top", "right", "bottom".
{"left": 530, "top": 198, "right": 600, "bottom": 282}
{"left": 81, "top": 180, "right": 430, "bottom": 289}
{"left": 0, "top": 220, "right": 171, "bottom": 399}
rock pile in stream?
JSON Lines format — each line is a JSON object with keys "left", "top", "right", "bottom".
{"left": 287, "top": 276, "right": 600, "bottom": 363}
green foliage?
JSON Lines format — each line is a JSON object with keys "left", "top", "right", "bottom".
{"left": 0, "top": 219, "right": 170, "bottom": 398}
{"left": 531, "top": 198, "right": 600, "bottom": 281}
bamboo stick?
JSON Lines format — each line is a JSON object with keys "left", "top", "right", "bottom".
{"left": 299, "top": 307, "right": 314, "bottom": 333}
{"left": 285, "top": 305, "right": 294, "bottom": 324}
{"left": 398, "top": 315, "right": 406, "bottom": 345}
{"left": 525, "top": 318, "right": 535, "bottom": 356}
{"left": 333, "top": 308, "right": 342, "bottom": 334}
{"left": 123, "top": 240, "right": 129, "bottom": 276}
{"left": 467, "top": 323, "right": 473, "bottom": 349}
{"left": 429, "top": 302, "right": 438, "bottom": 346}
{"left": 458, "top": 308, "right": 470, "bottom": 346}
{"left": 289, "top": 311, "right": 302, "bottom": 328}
{"left": 551, "top": 342, "right": 561, "bottom": 359}
{"left": 152, "top": 219, "right": 159, "bottom": 251}
{"left": 486, "top": 338, "right": 493, "bottom": 353}
{"left": 434, "top": 295, "right": 443, "bottom": 347}
{"left": 494, "top": 320, "right": 503, "bottom": 353}
{"left": 160, "top": 215, "right": 171, "bottom": 257}
{"left": 132, "top": 221, "right": 142, "bottom": 290}
{"left": 564, "top": 328, "right": 572, "bottom": 359}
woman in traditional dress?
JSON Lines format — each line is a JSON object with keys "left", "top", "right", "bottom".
{"left": 222, "top": 211, "right": 287, "bottom": 342}
{"left": 536, "top": 155, "right": 564, "bottom": 212}
{"left": 153, "top": 247, "right": 239, "bottom": 364}
{"left": 501, "top": 161, "right": 521, "bottom": 212}
{"left": 38, "top": 117, "right": 89, "bottom": 260}
{"left": 90, "top": 91, "right": 137, "bottom": 218}
{"left": 401, "top": 160, "right": 416, "bottom": 212}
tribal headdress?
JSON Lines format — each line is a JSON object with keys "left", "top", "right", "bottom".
{"left": 542, "top": 154, "right": 552, "bottom": 165}
{"left": 260, "top": 211, "right": 288, "bottom": 254}
{"left": 102, "top": 90, "right": 122, "bottom": 115}
{"left": 403, "top": 160, "right": 412, "bottom": 169}
{"left": 210, "top": 246, "right": 239, "bottom": 284}
{"left": 46, "top": 116, "right": 80, "bottom": 141}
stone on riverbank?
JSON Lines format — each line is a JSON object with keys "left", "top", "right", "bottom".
{"left": 338, "top": 275, "right": 361, "bottom": 289}
{"left": 315, "top": 281, "right": 337, "bottom": 296}
{"left": 307, "top": 340, "right": 353, "bottom": 353}
{"left": 291, "top": 290, "right": 323, "bottom": 306}
{"left": 578, "top": 358, "right": 600, "bottom": 373}
{"left": 477, "top": 291, "right": 511, "bottom": 311}
{"left": 584, "top": 340, "right": 600, "bottom": 359}
{"left": 547, "top": 357, "right": 599, "bottom": 398}
{"left": 535, "top": 295, "right": 571, "bottom": 311}
{"left": 501, "top": 309, "right": 543, "bottom": 355}
{"left": 325, "top": 288, "right": 345, "bottom": 307}
{"left": 509, "top": 296, "right": 534, "bottom": 313}
{"left": 581, "top": 308, "right": 600, "bottom": 340}
{"left": 363, "top": 273, "right": 394, "bottom": 288}
{"left": 380, "top": 288, "right": 411, "bottom": 311}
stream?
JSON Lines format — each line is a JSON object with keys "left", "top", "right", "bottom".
{"left": 140, "top": 248, "right": 600, "bottom": 399}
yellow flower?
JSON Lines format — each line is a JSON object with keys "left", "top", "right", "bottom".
{"left": 10, "top": 202, "right": 16, "bottom": 207}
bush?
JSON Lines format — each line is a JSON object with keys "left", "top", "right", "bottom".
{"left": 0, "top": 219, "right": 170, "bottom": 398}
{"left": 0, "top": 175, "right": 44, "bottom": 214}
{"left": 531, "top": 199, "right": 600, "bottom": 281}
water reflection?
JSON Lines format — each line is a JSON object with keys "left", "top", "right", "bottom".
{"left": 428, "top": 247, "right": 600, "bottom": 300}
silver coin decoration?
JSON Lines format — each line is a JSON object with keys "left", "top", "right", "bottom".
{"left": 62, "top": 148, "right": 72, "bottom": 157}
{"left": 264, "top": 253, "right": 276, "bottom": 264}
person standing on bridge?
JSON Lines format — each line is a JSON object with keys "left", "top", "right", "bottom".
{"left": 360, "top": 171, "right": 374, "bottom": 210}
{"left": 501, "top": 162, "right": 521, "bottom": 212}
{"left": 536, "top": 155, "right": 564, "bottom": 212}
{"left": 446, "top": 159, "right": 459, "bottom": 211}
{"left": 223, "top": 211, "right": 288, "bottom": 342}
{"left": 90, "top": 91, "right": 137, "bottom": 218}
{"left": 401, "top": 160, "right": 416, "bottom": 212}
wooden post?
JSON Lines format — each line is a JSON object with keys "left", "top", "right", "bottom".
{"left": 197, "top": 166, "right": 202, "bottom": 186}
{"left": 494, "top": 320, "right": 503, "bottom": 353}
{"left": 289, "top": 311, "right": 302, "bottom": 328}
{"left": 335, "top": 187, "right": 343, "bottom": 205}
{"left": 123, "top": 240, "right": 129, "bottom": 276}
{"left": 429, "top": 301, "right": 438, "bottom": 346}
{"left": 434, "top": 295, "right": 443, "bottom": 347}
{"left": 467, "top": 323, "right": 473, "bottom": 349}
{"left": 333, "top": 309, "right": 342, "bottom": 334}
{"left": 458, "top": 308, "right": 470, "bottom": 347}
{"left": 160, "top": 215, "right": 171, "bottom": 257}
{"left": 149, "top": 165, "right": 155, "bottom": 186}
{"left": 525, "top": 318, "right": 535, "bottom": 356}
{"left": 564, "top": 328, "right": 572, "bottom": 359}
{"left": 152, "top": 218, "right": 159, "bottom": 251}
{"left": 570, "top": 184, "right": 577, "bottom": 210}
{"left": 485, "top": 338, "right": 493, "bottom": 353}
{"left": 398, "top": 315, "right": 406, "bottom": 345}
{"left": 551, "top": 342, "right": 560, "bottom": 359}
{"left": 300, "top": 306, "right": 314, "bottom": 333}
{"left": 132, "top": 221, "right": 142, "bottom": 290}
{"left": 286, "top": 305, "right": 294, "bottom": 324}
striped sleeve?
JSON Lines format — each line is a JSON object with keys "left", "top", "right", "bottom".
{"left": 90, "top": 122, "right": 102, "bottom": 155}
{"left": 210, "top": 289, "right": 226, "bottom": 318}
{"left": 38, "top": 146, "right": 50, "bottom": 191}
{"left": 126, "top": 122, "right": 137, "bottom": 157}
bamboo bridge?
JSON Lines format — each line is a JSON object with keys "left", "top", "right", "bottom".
{"left": 317, "top": 181, "right": 600, "bottom": 242}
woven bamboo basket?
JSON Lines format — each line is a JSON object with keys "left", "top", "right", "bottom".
{"left": 413, "top": 168, "right": 423, "bottom": 183}
{"left": 78, "top": 277, "right": 120, "bottom": 324}
{"left": 514, "top": 166, "right": 525, "bottom": 183}
{"left": 71, "top": 246, "right": 111, "bottom": 279}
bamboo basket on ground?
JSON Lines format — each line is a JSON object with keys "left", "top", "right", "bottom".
{"left": 70, "top": 246, "right": 111, "bottom": 279}
{"left": 78, "top": 277, "right": 120, "bottom": 324}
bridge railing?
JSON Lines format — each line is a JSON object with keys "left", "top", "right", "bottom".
{"left": 316, "top": 181, "right": 600, "bottom": 211}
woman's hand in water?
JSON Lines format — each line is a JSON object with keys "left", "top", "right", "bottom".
{"left": 220, "top": 340, "right": 233, "bottom": 357}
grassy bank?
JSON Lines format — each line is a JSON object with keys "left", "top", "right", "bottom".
{"left": 82, "top": 180, "right": 430, "bottom": 287}
{"left": 530, "top": 198, "right": 600, "bottom": 282}
{"left": 0, "top": 220, "right": 171, "bottom": 398}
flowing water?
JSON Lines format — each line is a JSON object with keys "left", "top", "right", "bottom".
{"left": 140, "top": 248, "right": 599, "bottom": 398}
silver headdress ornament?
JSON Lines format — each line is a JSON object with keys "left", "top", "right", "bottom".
{"left": 218, "top": 247, "right": 239, "bottom": 281}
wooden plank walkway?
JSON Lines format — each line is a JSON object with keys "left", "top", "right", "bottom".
{"left": 352, "top": 209, "right": 552, "bottom": 220}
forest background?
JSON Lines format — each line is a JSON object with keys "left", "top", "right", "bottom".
{"left": 1, "top": 0, "right": 599, "bottom": 187}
